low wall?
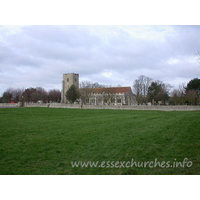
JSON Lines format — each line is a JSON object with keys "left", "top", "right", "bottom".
{"left": 25, "top": 103, "right": 47, "bottom": 108}
{"left": 82, "top": 105, "right": 200, "bottom": 111}
{"left": 25, "top": 103, "right": 80, "bottom": 109}
{"left": 48, "top": 103, "right": 79, "bottom": 109}
{"left": 1, "top": 103, "right": 200, "bottom": 111}
{"left": 0, "top": 103, "right": 19, "bottom": 108}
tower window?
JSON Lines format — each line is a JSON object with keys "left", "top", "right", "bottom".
{"left": 67, "top": 78, "right": 69, "bottom": 82}
{"left": 75, "top": 78, "right": 76, "bottom": 82}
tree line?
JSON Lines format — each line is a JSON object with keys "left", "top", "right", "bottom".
{"left": 1, "top": 77, "right": 200, "bottom": 105}
{"left": 0, "top": 81, "right": 112, "bottom": 104}
{"left": 133, "top": 75, "right": 200, "bottom": 105}
{"left": 0, "top": 87, "right": 61, "bottom": 103}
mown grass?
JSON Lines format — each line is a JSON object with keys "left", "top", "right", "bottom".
{"left": 0, "top": 108, "right": 199, "bottom": 175}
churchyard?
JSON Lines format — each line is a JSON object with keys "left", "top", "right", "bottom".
{"left": 0, "top": 107, "right": 199, "bottom": 175}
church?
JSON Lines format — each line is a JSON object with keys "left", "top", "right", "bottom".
{"left": 61, "top": 73, "right": 136, "bottom": 105}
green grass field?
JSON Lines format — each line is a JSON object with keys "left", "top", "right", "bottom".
{"left": 0, "top": 107, "right": 199, "bottom": 175}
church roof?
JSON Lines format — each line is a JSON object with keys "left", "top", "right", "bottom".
{"left": 93, "top": 87, "right": 131, "bottom": 94}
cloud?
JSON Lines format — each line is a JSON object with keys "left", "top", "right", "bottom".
{"left": 0, "top": 25, "right": 200, "bottom": 96}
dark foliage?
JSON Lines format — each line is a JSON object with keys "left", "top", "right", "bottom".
{"left": 66, "top": 85, "right": 80, "bottom": 103}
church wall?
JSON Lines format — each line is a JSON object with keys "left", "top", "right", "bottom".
{"left": 61, "top": 73, "right": 79, "bottom": 103}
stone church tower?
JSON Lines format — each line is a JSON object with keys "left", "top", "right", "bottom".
{"left": 61, "top": 73, "right": 79, "bottom": 103}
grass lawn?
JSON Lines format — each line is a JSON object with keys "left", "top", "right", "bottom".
{"left": 0, "top": 107, "right": 199, "bottom": 175}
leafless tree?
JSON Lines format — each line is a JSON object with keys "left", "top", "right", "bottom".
{"left": 169, "top": 84, "right": 186, "bottom": 105}
{"left": 1, "top": 88, "right": 25, "bottom": 103}
{"left": 185, "top": 90, "right": 197, "bottom": 105}
{"left": 31, "top": 91, "right": 41, "bottom": 102}
{"left": 13, "top": 88, "right": 24, "bottom": 102}
{"left": 48, "top": 89, "right": 61, "bottom": 102}
{"left": 178, "top": 83, "right": 186, "bottom": 104}
{"left": 133, "top": 75, "right": 153, "bottom": 104}
{"left": 170, "top": 89, "right": 181, "bottom": 105}
{"left": 35, "top": 87, "right": 48, "bottom": 102}
{"left": 79, "top": 81, "right": 95, "bottom": 104}
{"left": 1, "top": 88, "right": 14, "bottom": 103}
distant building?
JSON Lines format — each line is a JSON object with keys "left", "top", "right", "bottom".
{"left": 61, "top": 73, "right": 79, "bottom": 103}
{"left": 87, "top": 87, "right": 135, "bottom": 105}
{"left": 61, "top": 73, "right": 136, "bottom": 105}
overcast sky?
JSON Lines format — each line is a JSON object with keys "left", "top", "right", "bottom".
{"left": 0, "top": 25, "right": 199, "bottom": 96}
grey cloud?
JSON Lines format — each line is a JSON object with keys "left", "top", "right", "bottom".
{"left": 0, "top": 25, "right": 200, "bottom": 96}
